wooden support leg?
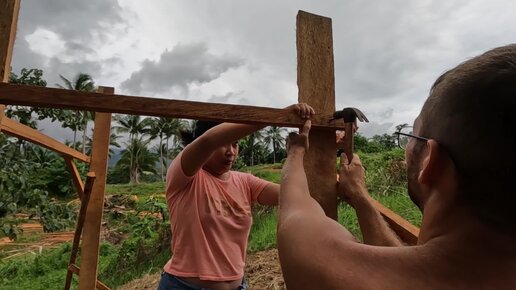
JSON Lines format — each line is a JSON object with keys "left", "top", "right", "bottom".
{"left": 78, "top": 87, "right": 113, "bottom": 290}
{"left": 297, "top": 11, "right": 338, "bottom": 220}
{"left": 64, "top": 172, "right": 96, "bottom": 290}
{"left": 65, "top": 157, "right": 86, "bottom": 200}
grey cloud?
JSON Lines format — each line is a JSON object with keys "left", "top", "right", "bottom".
{"left": 206, "top": 91, "right": 248, "bottom": 105}
{"left": 11, "top": 0, "right": 126, "bottom": 88}
{"left": 359, "top": 122, "right": 394, "bottom": 138}
{"left": 17, "top": 0, "right": 124, "bottom": 41}
{"left": 121, "top": 43, "right": 245, "bottom": 95}
{"left": 46, "top": 58, "right": 102, "bottom": 87}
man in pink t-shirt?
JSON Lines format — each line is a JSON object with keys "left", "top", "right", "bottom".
{"left": 158, "top": 104, "right": 314, "bottom": 290}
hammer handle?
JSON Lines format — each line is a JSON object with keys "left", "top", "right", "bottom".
{"left": 343, "top": 122, "right": 354, "bottom": 164}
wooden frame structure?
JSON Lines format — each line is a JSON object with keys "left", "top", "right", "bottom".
{"left": 0, "top": 1, "right": 419, "bottom": 289}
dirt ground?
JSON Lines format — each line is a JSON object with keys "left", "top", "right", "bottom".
{"left": 120, "top": 248, "right": 285, "bottom": 290}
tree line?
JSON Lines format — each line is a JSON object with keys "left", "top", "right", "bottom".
{"left": 5, "top": 68, "right": 402, "bottom": 186}
{"left": 0, "top": 68, "right": 402, "bottom": 235}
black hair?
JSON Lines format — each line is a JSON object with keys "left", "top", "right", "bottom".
{"left": 179, "top": 120, "right": 221, "bottom": 147}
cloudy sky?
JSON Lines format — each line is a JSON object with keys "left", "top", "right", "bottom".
{"left": 10, "top": 0, "right": 516, "bottom": 140}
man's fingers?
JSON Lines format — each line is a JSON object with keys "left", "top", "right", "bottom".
{"left": 300, "top": 120, "right": 311, "bottom": 135}
{"left": 352, "top": 153, "right": 361, "bottom": 164}
{"left": 340, "top": 153, "right": 348, "bottom": 167}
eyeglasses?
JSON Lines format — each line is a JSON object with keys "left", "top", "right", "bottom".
{"left": 394, "top": 126, "right": 429, "bottom": 150}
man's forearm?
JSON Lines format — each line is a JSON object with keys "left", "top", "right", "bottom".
{"left": 279, "top": 149, "right": 325, "bottom": 218}
{"left": 352, "top": 194, "right": 403, "bottom": 246}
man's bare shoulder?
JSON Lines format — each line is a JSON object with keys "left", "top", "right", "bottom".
{"left": 285, "top": 241, "right": 516, "bottom": 290}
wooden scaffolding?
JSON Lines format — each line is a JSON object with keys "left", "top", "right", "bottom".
{"left": 0, "top": 1, "right": 419, "bottom": 289}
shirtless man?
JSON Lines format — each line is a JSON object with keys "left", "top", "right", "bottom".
{"left": 278, "top": 44, "right": 516, "bottom": 290}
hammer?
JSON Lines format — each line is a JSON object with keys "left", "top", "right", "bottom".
{"left": 331, "top": 107, "right": 369, "bottom": 164}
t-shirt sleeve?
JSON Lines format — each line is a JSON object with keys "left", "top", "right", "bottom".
{"left": 166, "top": 151, "right": 195, "bottom": 198}
{"left": 245, "top": 173, "right": 272, "bottom": 204}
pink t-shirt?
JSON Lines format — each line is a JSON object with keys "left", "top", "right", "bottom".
{"left": 163, "top": 152, "right": 270, "bottom": 281}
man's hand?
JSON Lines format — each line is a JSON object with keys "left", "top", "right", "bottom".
{"left": 286, "top": 120, "right": 311, "bottom": 154}
{"left": 338, "top": 153, "right": 370, "bottom": 207}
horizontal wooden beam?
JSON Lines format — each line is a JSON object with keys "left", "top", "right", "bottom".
{"left": 370, "top": 199, "right": 419, "bottom": 245}
{"left": 0, "top": 83, "right": 345, "bottom": 129}
{"left": 0, "top": 117, "right": 90, "bottom": 163}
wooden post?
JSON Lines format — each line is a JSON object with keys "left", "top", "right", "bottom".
{"left": 0, "top": 0, "right": 21, "bottom": 128}
{"left": 297, "top": 11, "right": 337, "bottom": 219}
{"left": 78, "top": 87, "right": 113, "bottom": 290}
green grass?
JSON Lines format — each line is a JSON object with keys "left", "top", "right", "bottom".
{"left": 0, "top": 243, "right": 118, "bottom": 290}
{"left": 106, "top": 182, "right": 165, "bottom": 196}
{"left": 248, "top": 207, "right": 278, "bottom": 252}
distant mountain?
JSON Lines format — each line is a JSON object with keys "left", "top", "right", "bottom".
{"left": 108, "top": 148, "right": 123, "bottom": 167}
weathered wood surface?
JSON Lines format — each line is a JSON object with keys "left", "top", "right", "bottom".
{"left": 297, "top": 10, "right": 338, "bottom": 219}
{"left": 0, "top": 117, "right": 91, "bottom": 162}
{"left": 68, "top": 264, "right": 110, "bottom": 290}
{"left": 0, "top": 0, "right": 19, "bottom": 83}
{"left": 78, "top": 87, "right": 113, "bottom": 290}
{"left": 64, "top": 172, "right": 96, "bottom": 290}
{"left": 0, "top": 0, "right": 21, "bottom": 128}
{"left": 0, "top": 83, "right": 345, "bottom": 129}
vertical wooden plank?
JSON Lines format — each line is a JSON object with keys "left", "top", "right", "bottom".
{"left": 297, "top": 10, "right": 337, "bottom": 219}
{"left": 65, "top": 157, "right": 85, "bottom": 199}
{"left": 0, "top": 0, "right": 21, "bottom": 128}
{"left": 78, "top": 87, "right": 113, "bottom": 290}
{"left": 0, "top": 0, "right": 19, "bottom": 82}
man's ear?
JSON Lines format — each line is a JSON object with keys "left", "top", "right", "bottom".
{"left": 418, "top": 140, "right": 442, "bottom": 185}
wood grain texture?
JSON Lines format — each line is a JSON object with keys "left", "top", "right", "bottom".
{"left": 0, "top": 0, "right": 20, "bottom": 82}
{"left": 65, "top": 158, "right": 85, "bottom": 199}
{"left": 0, "top": 83, "right": 346, "bottom": 130}
{"left": 68, "top": 264, "right": 110, "bottom": 290}
{"left": 370, "top": 199, "right": 420, "bottom": 245}
{"left": 0, "top": 0, "right": 20, "bottom": 125}
{"left": 78, "top": 87, "right": 113, "bottom": 290}
{"left": 65, "top": 173, "right": 96, "bottom": 290}
{"left": 0, "top": 117, "right": 90, "bottom": 162}
{"left": 297, "top": 10, "right": 338, "bottom": 219}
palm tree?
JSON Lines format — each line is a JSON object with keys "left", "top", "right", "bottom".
{"left": 163, "top": 119, "right": 186, "bottom": 166}
{"left": 85, "top": 128, "right": 122, "bottom": 158}
{"left": 148, "top": 118, "right": 169, "bottom": 182}
{"left": 116, "top": 137, "right": 158, "bottom": 184}
{"left": 113, "top": 115, "right": 153, "bottom": 183}
{"left": 263, "top": 126, "right": 286, "bottom": 164}
{"left": 240, "top": 130, "right": 265, "bottom": 166}
{"left": 113, "top": 115, "right": 152, "bottom": 142}
{"left": 56, "top": 73, "right": 96, "bottom": 152}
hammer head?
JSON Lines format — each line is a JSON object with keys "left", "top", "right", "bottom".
{"left": 332, "top": 107, "right": 369, "bottom": 123}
